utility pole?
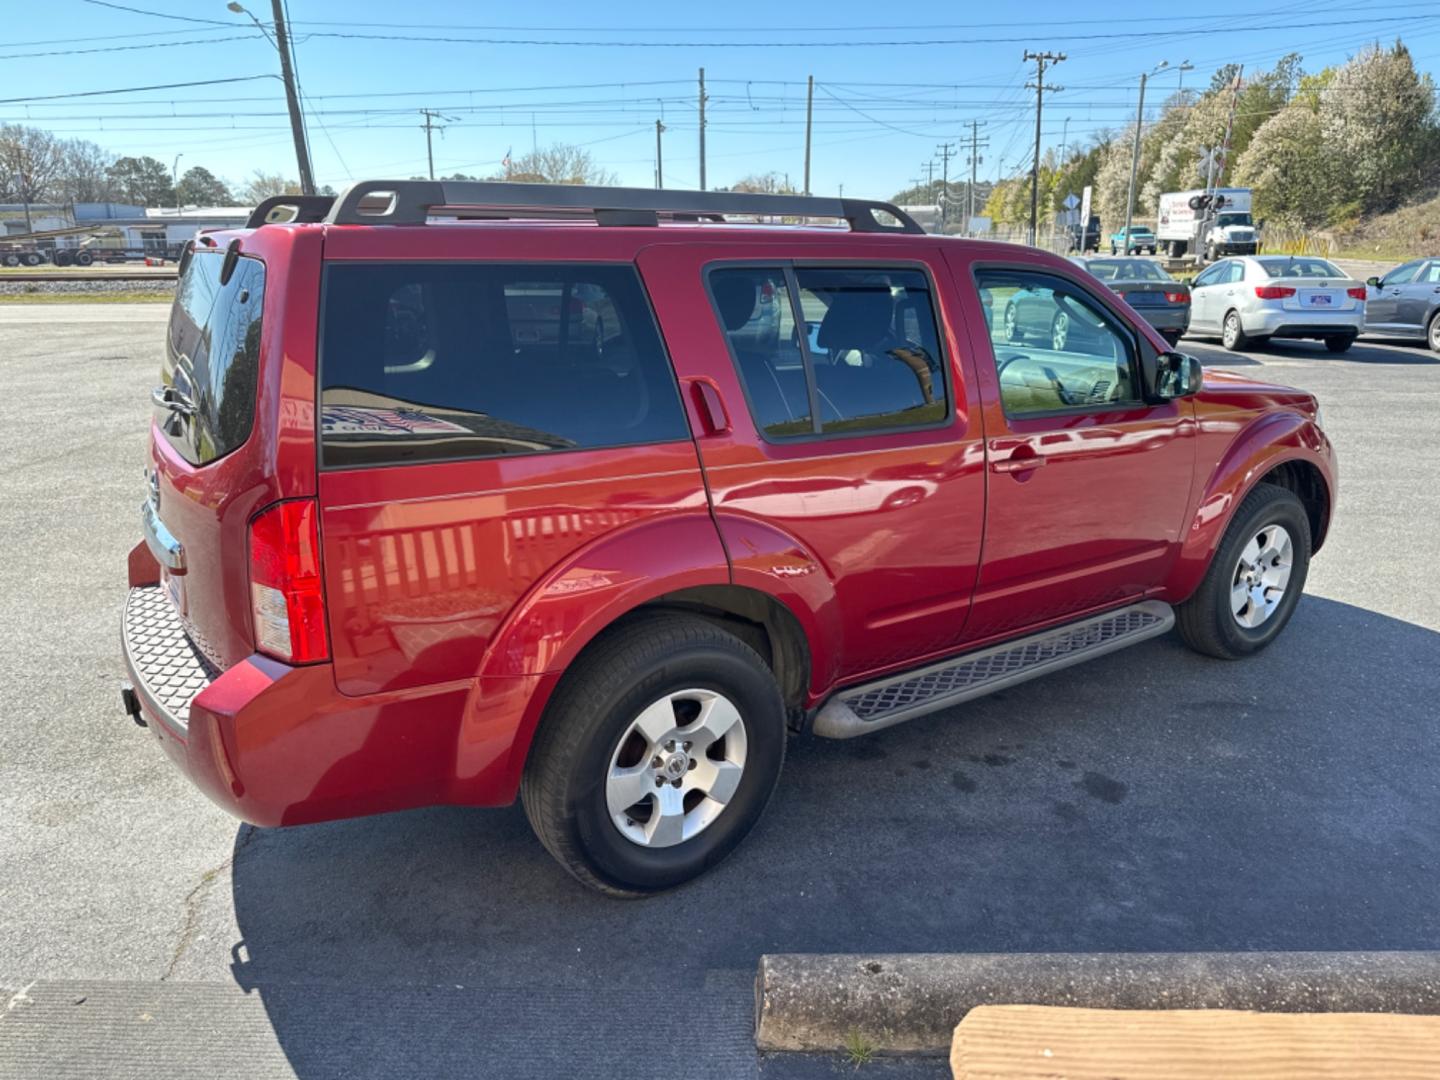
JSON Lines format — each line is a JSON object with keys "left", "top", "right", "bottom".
{"left": 268, "top": 0, "right": 315, "bottom": 195}
{"left": 1023, "top": 49, "right": 1065, "bottom": 247}
{"left": 1123, "top": 61, "right": 1174, "bottom": 257}
{"left": 803, "top": 75, "right": 814, "bottom": 196}
{"left": 698, "top": 67, "right": 707, "bottom": 191}
{"left": 419, "top": 110, "right": 454, "bottom": 181}
{"left": 966, "top": 120, "right": 988, "bottom": 237}
{"left": 936, "top": 141, "right": 955, "bottom": 231}
{"left": 655, "top": 119, "right": 665, "bottom": 189}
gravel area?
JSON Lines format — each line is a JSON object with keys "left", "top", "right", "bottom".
{"left": 0, "top": 278, "right": 176, "bottom": 297}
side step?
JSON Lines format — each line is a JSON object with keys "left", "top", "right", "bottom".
{"left": 812, "top": 600, "right": 1174, "bottom": 739}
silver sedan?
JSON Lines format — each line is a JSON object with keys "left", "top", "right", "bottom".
{"left": 1187, "top": 255, "right": 1365, "bottom": 353}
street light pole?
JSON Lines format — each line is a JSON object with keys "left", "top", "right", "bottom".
{"left": 227, "top": 2, "right": 315, "bottom": 195}
{"left": 172, "top": 154, "right": 183, "bottom": 215}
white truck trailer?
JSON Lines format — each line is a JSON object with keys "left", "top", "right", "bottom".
{"left": 1156, "top": 188, "right": 1259, "bottom": 260}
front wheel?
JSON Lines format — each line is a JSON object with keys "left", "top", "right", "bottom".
{"left": 1176, "top": 482, "right": 1312, "bottom": 660}
{"left": 1003, "top": 301, "right": 1022, "bottom": 342}
{"left": 1221, "top": 310, "right": 1252, "bottom": 351}
{"left": 521, "top": 615, "right": 787, "bottom": 896}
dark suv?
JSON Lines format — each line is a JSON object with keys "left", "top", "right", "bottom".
{"left": 122, "top": 181, "right": 1336, "bottom": 895}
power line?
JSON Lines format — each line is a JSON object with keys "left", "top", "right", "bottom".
{"left": 77, "top": 0, "right": 236, "bottom": 26}
{"left": 0, "top": 75, "right": 276, "bottom": 106}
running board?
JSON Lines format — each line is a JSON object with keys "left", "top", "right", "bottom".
{"left": 812, "top": 601, "right": 1174, "bottom": 739}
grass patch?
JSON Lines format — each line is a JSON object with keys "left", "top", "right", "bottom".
{"left": 0, "top": 291, "right": 171, "bottom": 304}
{"left": 843, "top": 1028, "right": 875, "bottom": 1067}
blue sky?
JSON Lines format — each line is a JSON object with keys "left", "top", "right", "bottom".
{"left": 4, "top": 0, "right": 1439, "bottom": 199}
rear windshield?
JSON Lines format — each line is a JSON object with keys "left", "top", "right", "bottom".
{"left": 1084, "top": 259, "right": 1171, "bottom": 282}
{"left": 159, "top": 250, "right": 265, "bottom": 466}
{"left": 1257, "top": 257, "right": 1343, "bottom": 279}
{"left": 318, "top": 262, "right": 688, "bottom": 468}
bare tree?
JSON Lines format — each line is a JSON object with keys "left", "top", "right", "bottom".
{"left": 242, "top": 171, "right": 301, "bottom": 203}
{"left": 55, "top": 138, "right": 117, "bottom": 203}
{"left": 501, "top": 143, "right": 617, "bottom": 186}
{"left": 0, "top": 124, "right": 64, "bottom": 203}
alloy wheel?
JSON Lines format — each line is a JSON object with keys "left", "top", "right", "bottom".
{"left": 1051, "top": 312, "right": 1070, "bottom": 350}
{"left": 605, "top": 689, "right": 748, "bottom": 849}
{"left": 1230, "top": 524, "right": 1294, "bottom": 628}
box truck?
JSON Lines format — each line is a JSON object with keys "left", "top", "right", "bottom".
{"left": 1156, "top": 188, "right": 1258, "bottom": 260}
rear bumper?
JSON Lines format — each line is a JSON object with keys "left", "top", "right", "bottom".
{"left": 1245, "top": 308, "right": 1363, "bottom": 338}
{"left": 1137, "top": 309, "right": 1189, "bottom": 334}
{"left": 120, "top": 584, "right": 522, "bottom": 826}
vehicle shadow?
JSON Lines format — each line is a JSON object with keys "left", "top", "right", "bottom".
{"left": 227, "top": 595, "right": 1440, "bottom": 1079}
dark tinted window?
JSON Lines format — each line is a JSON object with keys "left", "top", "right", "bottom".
{"left": 320, "top": 263, "right": 688, "bottom": 467}
{"left": 159, "top": 252, "right": 265, "bottom": 465}
{"left": 979, "top": 268, "right": 1138, "bottom": 416}
{"left": 710, "top": 266, "right": 946, "bottom": 438}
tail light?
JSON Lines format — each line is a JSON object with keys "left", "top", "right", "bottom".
{"left": 1254, "top": 286, "right": 1296, "bottom": 300}
{"left": 249, "top": 499, "right": 329, "bottom": 663}
{"left": 1164, "top": 291, "right": 1188, "bottom": 304}
{"left": 1346, "top": 286, "right": 1366, "bottom": 300}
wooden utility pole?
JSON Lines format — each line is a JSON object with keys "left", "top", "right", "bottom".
{"left": 419, "top": 109, "right": 452, "bottom": 181}
{"left": 698, "top": 67, "right": 708, "bottom": 190}
{"left": 966, "top": 120, "right": 989, "bottom": 236}
{"left": 803, "top": 75, "right": 814, "bottom": 196}
{"left": 936, "top": 141, "right": 955, "bottom": 231}
{"left": 269, "top": 0, "right": 315, "bottom": 195}
{"left": 1023, "top": 49, "right": 1065, "bottom": 247}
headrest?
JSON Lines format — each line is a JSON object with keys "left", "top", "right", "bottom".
{"left": 713, "top": 276, "right": 758, "bottom": 331}
{"left": 816, "top": 289, "right": 893, "bottom": 351}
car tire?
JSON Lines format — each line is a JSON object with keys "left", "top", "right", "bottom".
{"left": 1427, "top": 311, "right": 1440, "bottom": 354}
{"left": 1221, "top": 309, "right": 1251, "bottom": 351}
{"left": 1, "top": 254, "right": 17, "bottom": 267}
{"left": 1160, "top": 331, "right": 1181, "bottom": 347}
{"left": 1003, "top": 301, "right": 1022, "bottom": 342}
{"left": 1324, "top": 335, "right": 1355, "bottom": 354}
{"left": 521, "top": 614, "right": 787, "bottom": 897}
{"left": 22, "top": 252, "right": 41, "bottom": 267}
{"left": 75, "top": 250, "right": 95, "bottom": 267}
{"left": 1176, "top": 482, "right": 1312, "bottom": 660}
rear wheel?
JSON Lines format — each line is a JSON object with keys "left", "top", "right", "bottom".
{"left": 1176, "top": 482, "right": 1312, "bottom": 660}
{"left": 1050, "top": 311, "right": 1071, "bottom": 350}
{"left": 521, "top": 615, "right": 787, "bottom": 896}
{"left": 1427, "top": 311, "right": 1440, "bottom": 353}
{"left": 1324, "top": 335, "right": 1355, "bottom": 354}
{"left": 1, "top": 254, "right": 17, "bottom": 267}
{"left": 75, "top": 250, "right": 95, "bottom": 267}
{"left": 1221, "top": 310, "right": 1251, "bottom": 351}
{"left": 1003, "top": 301, "right": 1021, "bottom": 342}
{"left": 21, "top": 252, "right": 41, "bottom": 267}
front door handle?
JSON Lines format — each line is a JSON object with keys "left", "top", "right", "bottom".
{"left": 991, "top": 453, "right": 1047, "bottom": 474}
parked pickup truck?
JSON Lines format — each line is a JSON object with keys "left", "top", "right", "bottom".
{"left": 120, "top": 181, "right": 1336, "bottom": 895}
{"left": 1109, "top": 224, "right": 1157, "bottom": 254}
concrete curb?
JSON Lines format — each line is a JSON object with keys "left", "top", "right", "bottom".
{"left": 755, "top": 951, "right": 1440, "bottom": 1056}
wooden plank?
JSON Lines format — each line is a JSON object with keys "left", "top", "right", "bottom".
{"left": 952, "top": 1005, "right": 1440, "bottom": 1079}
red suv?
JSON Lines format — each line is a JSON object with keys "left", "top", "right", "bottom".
{"left": 121, "top": 181, "right": 1336, "bottom": 895}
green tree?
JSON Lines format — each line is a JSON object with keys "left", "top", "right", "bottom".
{"left": 1234, "top": 105, "right": 1328, "bottom": 226}
{"left": 1319, "top": 42, "right": 1438, "bottom": 213}
{"left": 106, "top": 155, "right": 175, "bottom": 205}
{"left": 176, "top": 166, "right": 233, "bottom": 206}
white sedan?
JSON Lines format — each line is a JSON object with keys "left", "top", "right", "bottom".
{"left": 1187, "top": 255, "right": 1365, "bottom": 353}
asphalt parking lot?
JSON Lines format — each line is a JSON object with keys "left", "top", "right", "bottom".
{"left": 2, "top": 303, "right": 1437, "bottom": 1079}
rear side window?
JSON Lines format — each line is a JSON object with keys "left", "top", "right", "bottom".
{"left": 159, "top": 251, "right": 265, "bottom": 466}
{"left": 709, "top": 265, "right": 947, "bottom": 439}
{"left": 319, "top": 263, "right": 688, "bottom": 467}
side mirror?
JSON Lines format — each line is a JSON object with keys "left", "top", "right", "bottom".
{"left": 1148, "top": 350, "right": 1203, "bottom": 401}
{"left": 1366, "top": 276, "right": 1382, "bottom": 288}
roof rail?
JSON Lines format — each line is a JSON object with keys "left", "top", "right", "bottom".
{"left": 245, "top": 194, "right": 335, "bottom": 229}
{"left": 320, "top": 179, "right": 925, "bottom": 234}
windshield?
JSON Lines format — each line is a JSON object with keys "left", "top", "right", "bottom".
{"left": 1216, "top": 213, "right": 1253, "bottom": 228}
{"left": 1257, "top": 257, "right": 1344, "bottom": 279}
{"left": 1122, "top": 226, "right": 1154, "bottom": 236}
{"left": 1084, "top": 259, "right": 1172, "bottom": 282}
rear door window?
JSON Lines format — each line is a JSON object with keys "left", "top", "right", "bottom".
{"left": 709, "top": 265, "right": 947, "bottom": 439}
{"left": 159, "top": 251, "right": 265, "bottom": 466}
{"left": 319, "top": 263, "right": 688, "bottom": 467}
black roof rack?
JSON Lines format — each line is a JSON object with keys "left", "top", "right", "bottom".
{"left": 281, "top": 179, "right": 925, "bottom": 234}
{"left": 244, "top": 194, "right": 336, "bottom": 229}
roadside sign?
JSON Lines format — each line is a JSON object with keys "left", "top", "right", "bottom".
{"left": 1063, "top": 193, "right": 1079, "bottom": 211}
{"left": 1079, "top": 185, "right": 1092, "bottom": 227}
